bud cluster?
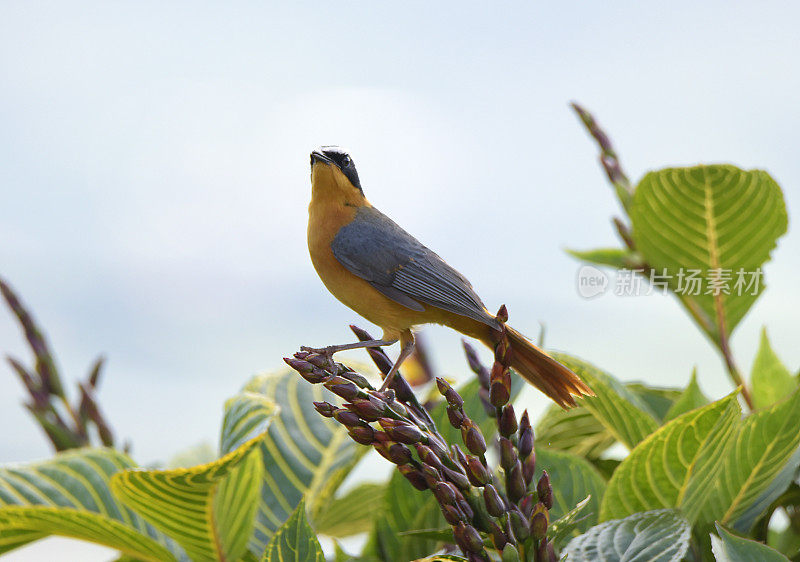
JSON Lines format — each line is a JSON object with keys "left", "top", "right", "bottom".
{"left": 285, "top": 310, "right": 557, "bottom": 561}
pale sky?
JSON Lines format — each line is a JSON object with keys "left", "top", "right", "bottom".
{"left": 2, "top": 0, "right": 798, "bottom": 490}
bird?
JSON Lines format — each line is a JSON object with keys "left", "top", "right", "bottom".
{"left": 305, "top": 146, "right": 592, "bottom": 408}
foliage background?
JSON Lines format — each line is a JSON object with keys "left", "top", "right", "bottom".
{"left": 1, "top": 1, "right": 799, "bottom": 559}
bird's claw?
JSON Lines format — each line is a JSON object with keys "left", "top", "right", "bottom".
{"left": 300, "top": 345, "right": 335, "bottom": 357}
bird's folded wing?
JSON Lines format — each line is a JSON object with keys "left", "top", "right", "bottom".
{"left": 331, "top": 207, "right": 498, "bottom": 328}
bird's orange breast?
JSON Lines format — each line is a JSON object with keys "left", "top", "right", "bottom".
{"left": 307, "top": 198, "right": 428, "bottom": 339}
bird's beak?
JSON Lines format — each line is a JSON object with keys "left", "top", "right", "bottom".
{"left": 310, "top": 150, "right": 333, "bottom": 167}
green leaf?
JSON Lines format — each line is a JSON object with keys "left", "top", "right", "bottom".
{"left": 751, "top": 328, "right": 796, "bottom": 410}
{"left": 412, "top": 557, "right": 467, "bottom": 561}
{"left": 0, "top": 448, "right": 185, "bottom": 560}
{"left": 0, "top": 507, "right": 178, "bottom": 561}
{"left": 220, "top": 391, "right": 276, "bottom": 454}
{"left": 626, "top": 384, "right": 683, "bottom": 423}
{"left": 601, "top": 392, "right": 741, "bottom": 523}
{"left": 566, "top": 247, "right": 641, "bottom": 269}
{"left": 547, "top": 496, "right": 592, "bottom": 549}
{"left": 262, "top": 499, "right": 324, "bottom": 562}
{"left": 535, "top": 447, "right": 606, "bottom": 535}
{"left": 238, "top": 372, "right": 364, "bottom": 555}
{"left": 712, "top": 523, "right": 789, "bottom": 561}
{"left": 563, "top": 509, "right": 691, "bottom": 562}
{"left": 535, "top": 403, "right": 616, "bottom": 459}
{"left": 703, "top": 387, "right": 800, "bottom": 529}
{"left": 664, "top": 369, "right": 709, "bottom": 422}
{"left": 111, "top": 433, "right": 264, "bottom": 562}
{"left": 552, "top": 354, "right": 660, "bottom": 450}
{"left": 630, "top": 165, "right": 788, "bottom": 339}
{"left": 314, "top": 482, "right": 385, "bottom": 538}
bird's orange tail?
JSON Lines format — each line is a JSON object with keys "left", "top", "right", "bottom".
{"left": 484, "top": 326, "right": 593, "bottom": 408}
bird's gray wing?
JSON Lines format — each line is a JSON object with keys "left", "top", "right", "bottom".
{"left": 331, "top": 206, "right": 498, "bottom": 328}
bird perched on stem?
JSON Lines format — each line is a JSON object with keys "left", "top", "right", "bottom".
{"left": 305, "top": 146, "right": 592, "bottom": 408}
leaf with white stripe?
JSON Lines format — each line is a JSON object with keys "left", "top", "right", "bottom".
{"left": 262, "top": 499, "right": 324, "bottom": 562}
{"left": 0, "top": 448, "right": 185, "bottom": 560}
{"left": 552, "top": 354, "right": 659, "bottom": 450}
{"left": 601, "top": 392, "right": 741, "bottom": 523}
{"left": 111, "top": 433, "right": 265, "bottom": 562}
{"left": 703, "top": 387, "right": 800, "bottom": 530}
{"left": 631, "top": 166, "right": 788, "bottom": 339}
{"left": 563, "top": 509, "right": 691, "bottom": 562}
{"left": 235, "top": 371, "right": 364, "bottom": 556}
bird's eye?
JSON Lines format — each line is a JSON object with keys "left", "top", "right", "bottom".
{"left": 342, "top": 156, "right": 351, "bottom": 167}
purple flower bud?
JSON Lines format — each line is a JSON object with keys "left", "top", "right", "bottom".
{"left": 488, "top": 521, "right": 507, "bottom": 551}
{"left": 373, "top": 442, "right": 393, "bottom": 463}
{"left": 530, "top": 502, "right": 549, "bottom": 540}
{"left": 507, "top": 462, "right": 526, "bottom": 503}
{"left": 499, "top": 437, "right": 518, "bottom": 470}
{"left": 436, "top": 378, "right": 464, "bottom": 409}
{"left": 388, "top": 443, "right": 412, "bottom": 465}
{"left": 518, "top": 427, "right": 534, "bottom": 459}
{"left": 386, "top": 400, "right": 409, "bottom": 418}
{"left": 284, "top": 357, "right": 313, "bottom": 373}
{"left": 537, "top": 471, "right": 553, "bottom": 509}
{"left": 452, "top": 444, "right": 469, "bottom": 470}
{"left": 421, "top": 463, "right": 441, "bottom": 489}
{"left": 347, "top": 425, "right": 374, "bottom": 445}
{"left": 457, "top": 498, "right": 474, "bottom": 520}
{"left": 398, "top": 464, "right": 428, "bottom": 491}
{"left": 519, "top": 492, "right": 534, "bottom": 518}
{"left": 333, "top": 408, "right": 363, "bottom": 427}
{"left": 443, "top": 466, "right": 471, "bottom": 491}
{"left": 454, "top": 522, "right": 484, "bottom": 554}
{"left": 536, "top": 537, "right": 556, "bottom": 562}
{"left": 519, "top": 409, "right": 531, "bottom": 432}
{"left": 378, "top": 418, "right": 423, "bottom": 444}
{"left": 313, "top": 401, "right": 336, "bottom": 417}
{"left": 434, "top": 481, "right": 458, "bottom": 505}
{"left": 490, "top": 380, "right": 510, "bottom": 408}
{"left": 285, "top": 358, "right": 329, "bottom": 383}
{"left": 461, "top": 421, "right": 487, "bottom": 456}
{"left": 339, "top": 370, "right": 371, "bottom": 389}
{"left": 346, "top": 398, "right": 385, "bottom": 421}
{"left": 416, "top": 445, "right": 444, "bottom": 471}
{"left": 323, "top": 376, "right": 360, "bottom": 401}
{"left": 522, "top": 451, "right": 536, "bottom": 486}
{"left": 509, "top": 510, "right": 529, "bottom": 542}
{"left": 483, "top": 484, "right": 505, "bottom": 517}
{"left": 447, "top": 406, "right": 465, "bottom": 429}
{"left": 499, "top": 405, "right": 518, "bottom": 437}
{"left": 441, "top": 503, "right": 462, "bottom": 525}
{"left": 446, "top": 388, "right": 464, "bottom": 409}
{"left": 426, "top": 434, "right": 449, "bottom": 459}
{"left": 466, "top": 455, "right": 489, "bottom": 486}
{"left": 305, "top": 353, "right": 331, "bottom": 369}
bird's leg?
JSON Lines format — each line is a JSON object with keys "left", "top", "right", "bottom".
{"left": 378, "top": 330, "right": 415, "bottom": 392}
{"left": 301, "top": 338, "right": 397, "bottom": 357}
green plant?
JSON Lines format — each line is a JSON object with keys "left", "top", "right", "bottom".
{"left": 0, "top": 104, "right": 797, "bottom": 561}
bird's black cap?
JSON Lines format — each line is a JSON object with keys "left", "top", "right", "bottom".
{"left": 311, "top": 146, "right": 362, "bottom": 191}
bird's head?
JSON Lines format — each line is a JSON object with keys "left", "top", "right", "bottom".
{"left": 310, "top": 146, "right": 365, "bottom": 205}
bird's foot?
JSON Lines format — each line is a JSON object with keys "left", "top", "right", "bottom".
{"left": 300, "top": 345, "right": 337, "bottom": 357}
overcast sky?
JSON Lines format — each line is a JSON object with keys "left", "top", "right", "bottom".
{"left": 2, "top": 0, "right": 799, "bottom": 507}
